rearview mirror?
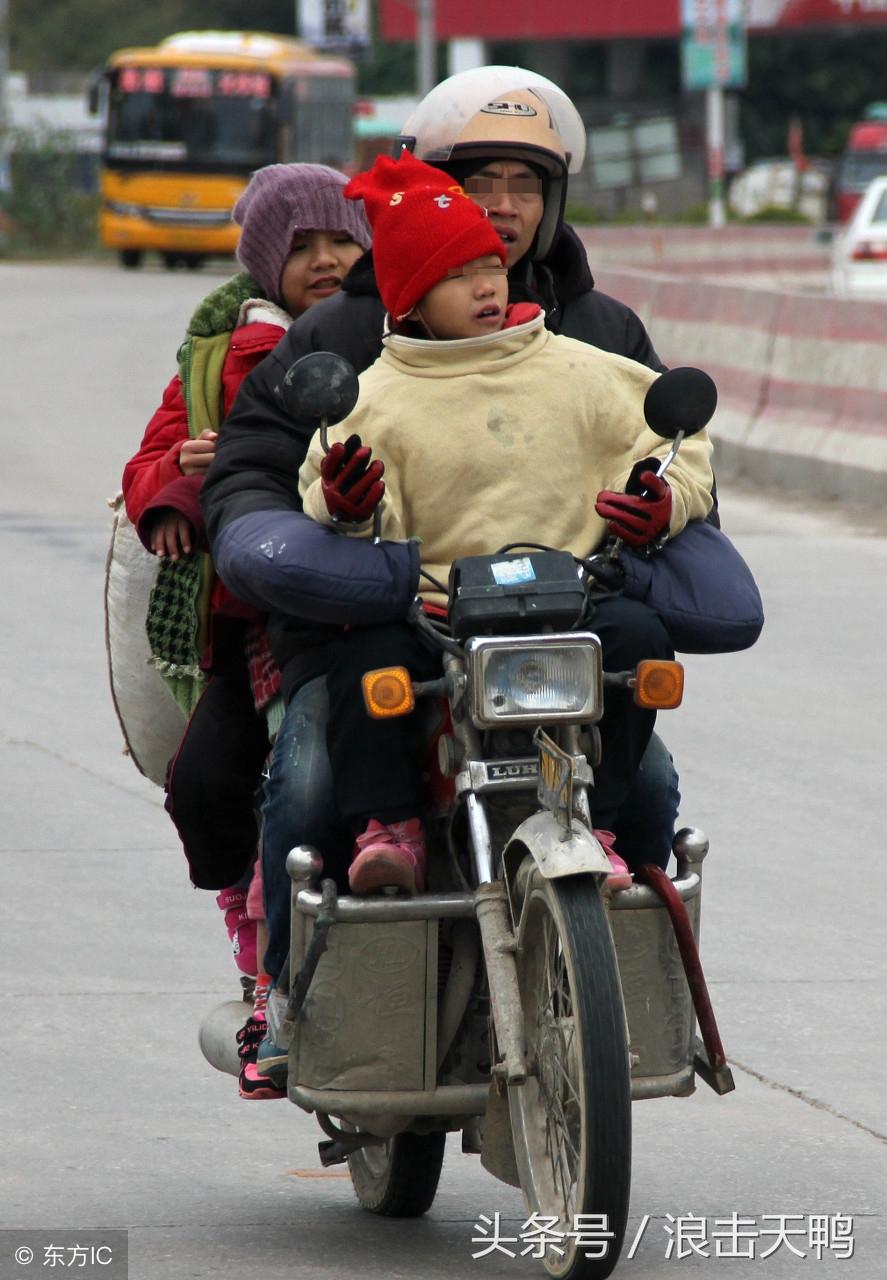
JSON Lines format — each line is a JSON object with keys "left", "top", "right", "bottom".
{"left": 274, "top": 352, "right": 359, "bottom": 427}
{"left": 643, "top": 367, "right": 718, "bottom": 441}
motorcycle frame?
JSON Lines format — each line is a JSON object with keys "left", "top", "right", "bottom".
{"left": 284, "top": 640, "right": 696, "bottom": 1124}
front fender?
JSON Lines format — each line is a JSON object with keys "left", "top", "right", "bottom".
{"left": 502, "top": 811, "right": 611, "bottom": 885}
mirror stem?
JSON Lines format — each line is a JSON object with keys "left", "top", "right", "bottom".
{"left": 654, "top": 428, "right": 685, "bottom": 482}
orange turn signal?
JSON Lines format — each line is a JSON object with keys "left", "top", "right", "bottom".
{"left": 361, "top": 666, "right": 416, "bottom": 719}
{"left": 632, "top": 660, "right": 684, "bottom": 710}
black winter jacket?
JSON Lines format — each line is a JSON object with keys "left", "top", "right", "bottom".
{"left": 201, "top": 224, "right": 667, "bottom": 697}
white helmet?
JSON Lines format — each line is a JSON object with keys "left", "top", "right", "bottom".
{"left": 398, "top": 66, "right": 586, "bottom": 260}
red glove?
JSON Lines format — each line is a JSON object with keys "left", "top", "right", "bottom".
{"left": 320, "top": 433, "right": 385, "bottom": 522}
{"left": 595, "top": 457, "right": 672, "bottom": 549}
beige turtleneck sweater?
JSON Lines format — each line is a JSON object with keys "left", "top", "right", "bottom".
{"left": 300, "top": 312, "right": 713, "bottom": 605}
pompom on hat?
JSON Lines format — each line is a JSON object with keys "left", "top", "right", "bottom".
{"left": 233, "top": 163, "right": 372, "bottom": 306}
{"left": 345, "top": 151, "right": 505, "bottom": 321}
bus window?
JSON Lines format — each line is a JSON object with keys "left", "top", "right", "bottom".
{"left": 107, "top": 67, "right": 277, "bottom": 172}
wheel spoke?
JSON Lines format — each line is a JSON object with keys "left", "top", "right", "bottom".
{"left": 531, "top": 905, "right": 582, "bottom": 1221}
{"left": 509, "top": 867, "right": 631, "bottom": 1270}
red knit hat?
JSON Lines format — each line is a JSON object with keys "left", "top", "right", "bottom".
{"left": 345, "top": 151, "right": 505, "bottom": 321}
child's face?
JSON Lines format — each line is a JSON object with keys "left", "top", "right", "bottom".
{"left": 413, "top": 254, "right": 509, "bottom": 340}
{"left": 279, "top": 229, "right": 364, "bottom": 316}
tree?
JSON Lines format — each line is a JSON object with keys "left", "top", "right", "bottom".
{"left": 9, "top": 0, "right": 294, "bottom": 72}
{"left": 741, "top": 33, "right": 887, "bottom": 159}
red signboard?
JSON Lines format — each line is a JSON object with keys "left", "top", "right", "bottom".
{"left": 117, "top": 67, "right": 272, "bottom": 99}
{"left": 753, "top": 0, "right": 887, "bottom": 25}
{"left": 379, "top": 0, "right": 680, "bottom": 41}
{"left": 380, "top": 0, "right": 887, "bottom": 39}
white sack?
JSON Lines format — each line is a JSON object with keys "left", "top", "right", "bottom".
{"left": 104, "top": 497, "right": 186, "bottom": 787}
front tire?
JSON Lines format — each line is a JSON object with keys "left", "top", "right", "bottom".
{"left": 119, "top": 249, "right": 143, "bottom": 269}
{"left": 509, "top": 863, "right": 631, "bottom": 1279}
{"left": 348, "top": 1130, "right": 446, "bottom": 1217}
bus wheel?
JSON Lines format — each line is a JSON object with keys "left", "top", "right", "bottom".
{"left": 162, "top": 252, "right": 182, "bottom": 270}
{"left": 183, "top": 254, "right": 204, "bottom": 271}
{"left": 120, "top": 250, "right": 143, "bottom": 269}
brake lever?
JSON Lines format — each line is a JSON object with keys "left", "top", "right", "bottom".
{"left": 320, "top": 417, "right": 382, "bottom": 538}
{"left": 592, "top": 427, "right": 687, "bottom": 574}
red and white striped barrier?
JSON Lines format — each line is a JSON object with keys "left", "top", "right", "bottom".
{"left": 577, "top": 226, "right": 830, "bottom": 291}
{"left": 593, "top": 267, "right": 887, "bottom": 503}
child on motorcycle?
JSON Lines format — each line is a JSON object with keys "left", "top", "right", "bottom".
{"left": 121, "top": 163, "right": 371, "bottom": 1095}
{"left": 298, "top": 152, "right": 714, "bottom": 896}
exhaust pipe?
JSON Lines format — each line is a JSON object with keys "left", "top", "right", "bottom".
{"left": 198, "top": 1000, "right": 250, "bottom": 1077}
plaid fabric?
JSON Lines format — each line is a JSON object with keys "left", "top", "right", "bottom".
{"left": 245, "top": 619, "right": 282, "bottom": 712}
{"left": 145, "top": 553, "right": 208, "bottom": 715}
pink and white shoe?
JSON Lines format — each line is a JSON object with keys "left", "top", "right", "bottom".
{"left": 348, "top": 818, "right": 427, "bottom": 896}
{"left": 236, "top": 1010, "right": 286, "bottom": 1101}
{"left": 216, "top": 886, "right": 258, "bottom": 978}
{"left": 593, "top": 830, "right": 633, "bottom": 892}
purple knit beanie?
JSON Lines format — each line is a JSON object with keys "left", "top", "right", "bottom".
{"left": 233, "top": 163, "right": 372, "bottom": 305}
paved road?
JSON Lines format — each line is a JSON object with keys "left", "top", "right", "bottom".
{"left": 2, "top": 261, "right": 885, "bottom": 1279}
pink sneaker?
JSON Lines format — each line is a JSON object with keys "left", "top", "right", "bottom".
{"left": 348, "top": 818, "right": 427, "bottom": 896}
{"left": 236, "top": 1009, "right": 286, "bottom": 1101}
{"left": 216, "top": 886, "right": 258, "bottom": 978}
{"left": 593, "top": 830, "right": 633, "bottom": 892}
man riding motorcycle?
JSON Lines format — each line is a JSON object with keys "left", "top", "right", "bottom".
{"left": 200, "top": 66, "right": 687, "bottom": 1093}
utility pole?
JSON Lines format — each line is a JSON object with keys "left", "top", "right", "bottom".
{"left": 681, "top": 0, "right": 744, "bottom": 231}
{"left": 0, "top": 0, "right": 11, "bottom": 193}
{"left": 416, "top": 0, "right": 435, "bottom": 98}
{"left": 706, "top": 85, "right": 726, "bottom": 229}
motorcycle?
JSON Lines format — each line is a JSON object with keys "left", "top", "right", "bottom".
{"left": 199, "top": 358, "right": 735, "bottom": 1280}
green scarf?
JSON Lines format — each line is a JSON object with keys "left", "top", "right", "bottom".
{"left": 145, "top": 273, "right": 261, "bottom": 716}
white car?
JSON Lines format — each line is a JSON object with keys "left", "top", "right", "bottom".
{"left": 832, "top": 175, "right": 887, "bottom": 298}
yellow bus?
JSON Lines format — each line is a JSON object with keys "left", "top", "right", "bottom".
{"left": 89, "top": 31, "right": 356, "bottom": 269}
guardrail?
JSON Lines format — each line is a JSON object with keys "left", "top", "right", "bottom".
{"left": 594, "top": 267, "right": 887, "bottom": 504}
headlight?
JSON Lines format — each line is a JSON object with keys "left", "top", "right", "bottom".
{"left": 466, "top": 633, "right": 602, "bottom": 728}
{"left": 105, "top": 199, "right": 142, "bottom": 218}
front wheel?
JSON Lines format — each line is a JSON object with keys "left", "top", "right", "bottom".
{"left": 509, "top": 862, "right": 631, "bottom": 1279}
{"left": 348, "top": 1130, "right": 446, "bottom": 1217}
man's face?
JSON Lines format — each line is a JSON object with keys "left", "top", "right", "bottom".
{"left": 462, "top": 160, "right": 545, "bottom": 267}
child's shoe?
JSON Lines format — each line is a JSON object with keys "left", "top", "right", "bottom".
{"left": 236, "top": 975, "right": 285, "bottom": 1100}
{"left": 348, "top": 818, "right": 426, "bottom": 895}
{"left": 593, "top": 830, "right": 633, "bottom": 892}
{"left": 216, "top": 886, "right": 258, "bottom": 979}
{"left": 236, "top": 1015, "right": 287, "bottom": 1100}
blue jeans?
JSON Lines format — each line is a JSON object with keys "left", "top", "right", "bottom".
{"left": 260, "top": 684, "right": 680, "bottom": 981}
{"left": 614, "top": 731, "right": 681, "bottom": 872}
{"left": 260, "top": 676, "right": 351, "bottom": 982}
